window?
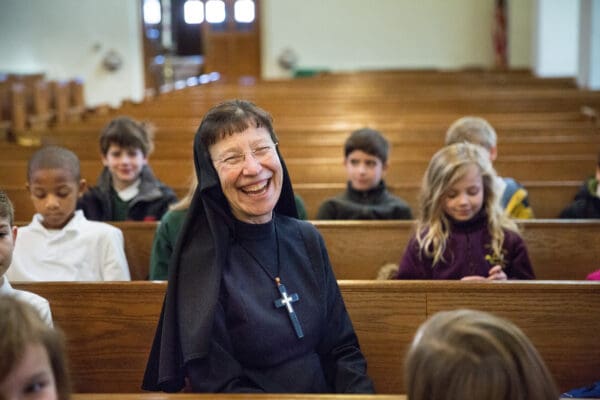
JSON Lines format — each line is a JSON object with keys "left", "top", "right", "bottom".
{"left": 143, "top": 0, "right": 162, "bottom": 24}
{"left": 234, "top": 0, "right": 255, "bottom": 23}
{"left": 184, "top": 0, "right": 204, "bottom": 24}
{"left": 205, "top": 0, "right": 226, "bottom": 23}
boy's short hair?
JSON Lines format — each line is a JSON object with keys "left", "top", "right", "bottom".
{"left": 445, "top": 116, "right": 497, "bottom": 151}
{"left": 27, "top": 146, "right": 81, "bottom": 183}
{"left": 0, "top": 190, "right": 15, "bottom": 226}
{"left": 344, "top": 128, "right": 389, "bottom": 164}
{"left": 99, "top": 116, "right": 155, "bottom": 156}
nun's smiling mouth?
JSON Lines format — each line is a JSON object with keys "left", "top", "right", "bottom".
{"left": 241, "top": 178, "right": 270, "bottom": 195}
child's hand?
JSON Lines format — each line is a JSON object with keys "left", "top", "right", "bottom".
{"left": 487, "top": 265, "right": 507, "bottom": 281}
{"left": 460, "top": 265, "right": 507, "bottom": 281}
{"left": 461, "top": 275, "right": 487, "bottom": 281}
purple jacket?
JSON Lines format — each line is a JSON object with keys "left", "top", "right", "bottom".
{"left": 395, "top": 212, "right": 535, "bottom": 280}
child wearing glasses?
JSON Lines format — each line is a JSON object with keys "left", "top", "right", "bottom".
{"left": 77, "top": 116, "right": 178, "bottom": 222}
{"left": 316, "top": 128, "right": 413, "bottom": 220}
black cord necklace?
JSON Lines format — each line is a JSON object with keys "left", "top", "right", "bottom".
{"left": 237, "top": 220, "right": 304, "bottom": 339}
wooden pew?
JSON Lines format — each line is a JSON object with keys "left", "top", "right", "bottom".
{"left": 0, "top": 154, "right": 595, "bottom": 187}
{"left": 12, "top": 281, "right": 600, "bottom": 394}
{"left": 2, "top": 179, "right": 581, "bottom": 221}
{"left": 10, "top": 217, "right": 598, "bottom": 281}
{"left": 284, "top": 156, "right": 596, "bottom": 184}
{"left": 15, "top": 220, "right": 589, "bottom": 282}
{"left": 72, "top": 395, "right": 404, "bottom": 400}
{"left": 314, "top": 220, "right": 600, "bottom": 280}
{"left": 2, "top": 130, "right": 597, "bottom": 161}
{"left": 294, "top": 180, "right": 581, "bottom": 220}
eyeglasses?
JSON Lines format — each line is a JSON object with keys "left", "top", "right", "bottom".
{"left": 213, "top": 143, "right": 278, "bottom": 168}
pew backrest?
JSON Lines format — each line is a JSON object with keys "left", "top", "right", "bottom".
{"left": 101, "top": 220, "right": 600, "bottom": 281}
{"left": 12, "top": 281, "right": 600, "bottom": 394}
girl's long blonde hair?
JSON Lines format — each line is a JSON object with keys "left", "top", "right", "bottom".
{"left": 169, "top": 173, "right": 198, "bottom": 212}
{"left": 416, "top": 142, "right": 517, "bottom": 266}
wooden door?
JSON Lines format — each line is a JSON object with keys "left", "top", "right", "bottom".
{"left": 201, "top": 0, "right": 260, "bottom": 81}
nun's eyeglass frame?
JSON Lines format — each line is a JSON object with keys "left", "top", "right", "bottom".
{"left": 213, "top": 143, "right": 278, "bottom": 168}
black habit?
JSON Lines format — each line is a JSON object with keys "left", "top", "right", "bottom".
{"left": 142, "top": 120, "right": 374, "bottom": 393}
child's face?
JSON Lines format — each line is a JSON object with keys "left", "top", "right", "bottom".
{"left": 442, "top": 163, "right": 484, "bottom": 222}
{"left": 0, "top": 342, "right": 58, "bottom": 400}
{"left": 27, "top": 168, "right": 86, "bottom": 230}
{"left": 102, "top": 144, "right": 148, "bottom": 190}
{"left": 344, "top": 150, "right": 386, "bottom": 192}
{"left": 0, "top": 217, "right": 17, "bottom": 277}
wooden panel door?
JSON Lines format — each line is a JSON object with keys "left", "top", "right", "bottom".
{"left": 202, "top": 0, "right": 260, "bottom": 81}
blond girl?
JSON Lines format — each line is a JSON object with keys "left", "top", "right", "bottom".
{"left": 395, "top": 142, "right": 534, "bottom": 280}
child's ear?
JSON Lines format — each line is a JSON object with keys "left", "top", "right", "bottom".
{"left": 381, "top": 162, "right": 389, "bottom": 178}
{"left": 78, "top": 179, "right": 87, "bottom": 197}
{"left": 11, "top": 225, "right": 17, "bottom": 242}
{"left": 489, "top": 146, "right": 498, "bottom": 161}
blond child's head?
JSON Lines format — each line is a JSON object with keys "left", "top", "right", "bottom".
{"left": 417, "top": 142, "right": 514, "bottom": 265}
{"left": 0, "top": 296, "right": 71, "bottom": 400}
{"left": 405, "top": 309, "right": 558, "bottom": 400}
{"left": 0, "top": 190, "right": 17, "bottom": 278}
{"left": 446, "top": 116, "right": 498, "bottom": 161}
{"left": 420, "top": 142, "right": 500, "bottom": 227}
{"left": 26, "top": 146, "right": 86, "bottom": 230}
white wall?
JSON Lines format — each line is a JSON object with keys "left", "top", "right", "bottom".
{"left": 3, "top": 1, "right": 587, "bottom": 106}
{"left": 509, "top": 0, "right": 534, "bottom": 68}
{"left": 0, "top": 0, "right": 145, "bottom": 107}
{"left": 578, "top": 0, "right": 600, "bottom": 89}
{"left": 261, "top": 0, "right": 526, "bottom": 79}
{"left": 532, "top": 0, "right": 580, "bottom": 77}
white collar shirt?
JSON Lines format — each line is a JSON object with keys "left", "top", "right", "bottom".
{"left": 7, "top": 210, "right": 130, "bottom": 282}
